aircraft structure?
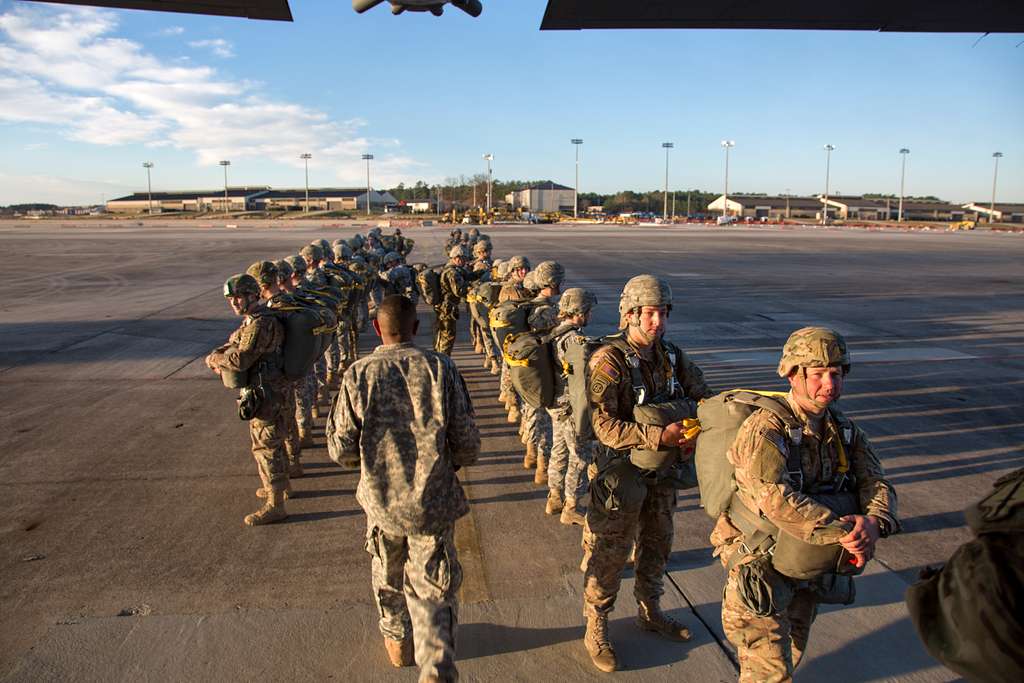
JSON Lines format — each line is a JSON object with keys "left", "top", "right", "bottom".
{"left": 353, "top": 0, "right": 482, "bottom": 17}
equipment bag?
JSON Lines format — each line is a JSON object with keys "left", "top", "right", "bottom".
{"left": 266, "top": 293, "right": 337, "bottom": 381}
{"left": 560, "top": 332, "right": 603, "bottom": 440}
{"left": 505, "top": 331, "right": 557, "bottom": 409}
{"left": 416, "top": 266, "right": 444, "bottom": 307}
{"left": 489, "top": 299, "right": 533, "bottom": 349}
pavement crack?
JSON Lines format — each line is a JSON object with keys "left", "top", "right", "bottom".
{"left": 665, "top": 570, "right": 739, "bottom": 672}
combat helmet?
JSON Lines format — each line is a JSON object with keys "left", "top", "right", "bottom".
{"left": 285, "top": 254, "right": 307, "bottom": 275}
{"left": 299, "top": 243, "right": 323, "bottom": 264}
{"left": 472, "top": 240, "right": 491, "bottom": 256}
{"left": 618, "top": 274, "right": 672, "bottom": 320}
{"left": 533, "top": 260, "right": 564, "bottom": 289}
{"left": 245, "top": 260, "right": 278, "bottom": 289}
{"left": 507, "top": 255, "right": 531, "bottom": 272}
{"left": 495, "top": 259, "right": 511, "bottom": 280}
{"left": 224, "top": 273, "right": 260, "bottom": 298}
{"left": 522, "top": 270, "right": 540, "bottom": 294}
{"left": 449, "top": 245, "right": 469, "bottom": 261}
{"left": 777, "top": 326, "right": 851, "bottom": 377}
{"left": 559, "top": 288, "right": 598, "bottom": 317}
{"left": 333, "top": 242, "right": 352, "bottom": 262}
{"left": 274, "top": 258, "right": 293, "bottom": 282}
{"left": 315, "top": 239, "right": 332, "bottom": 260}
{"left": 384, "top": 251, "right": 402, "bottom": 266}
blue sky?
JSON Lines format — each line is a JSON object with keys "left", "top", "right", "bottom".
{"left": 0, "top": 0, "right": 1021, "bottom": 205}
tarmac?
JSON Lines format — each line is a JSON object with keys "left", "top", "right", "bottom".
{"left": 2, "top": 218, "right": 1022, "bottom": 681}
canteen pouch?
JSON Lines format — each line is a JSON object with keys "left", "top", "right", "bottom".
{"left": 735, "top": 554, "right": 794, "bottom": 617}
{"left": 813, "top": 572, "right": 856, "bottom": 605}
{"left": 237, "top": 386, "right": 262, "bottom": 421}
{"left": 590, "top": 456, "right": 647, "bottom": 514}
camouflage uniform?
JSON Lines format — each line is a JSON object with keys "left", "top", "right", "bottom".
{"left": 496, "top": 270, "right": 530, "bottom": 411}
{"left": 434, "top": 252, "right": 468, "bottom": 356}
{"left": 327, "top": 341, "right": 480, "bottom": 682}
{"left": 519, "top": 293, "right": 559, "bottom": 469}
{"left": 712, "top": 328, "right": 899, "bottom": 683}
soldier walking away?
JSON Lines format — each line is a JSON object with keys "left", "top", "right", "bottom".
{"left": 327, "top": 295, "right": 480, "bottom": 682}
{"left": 434, "top": 246, "right": 470, "bottom": 355}
{"left": 546, "top": 287, "right": 598, "bottom": 526}
{"left": 205, "top": 273, "right": 290, "bottom": 527}
{"left": 581, "top": 275, "right": 712, "bottom": 672}
{"left": 711, "top": 327, "right": 899, "bottom": 683}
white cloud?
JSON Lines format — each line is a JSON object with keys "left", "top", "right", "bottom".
{"left": 0, "top": 5, "right": 422, "bottom": 193}
{"left": 159, "top": 26, "right": 184, "bottom": 36}
{"left": 188, "top": 38, "right": 234, "bottom": 58}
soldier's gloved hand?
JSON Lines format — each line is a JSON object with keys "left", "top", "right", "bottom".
{"left": 838, "top": 514, "right": 881, "bottom": 564}
{"left": 659, "top": 421, "right": 690, "bottom": 448}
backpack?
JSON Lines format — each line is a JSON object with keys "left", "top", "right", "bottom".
{"left": 258, "top": 292, "right": 338, "bottom": 382}
{"left": 560, "top": 332, "right": 604, "bottom": 440}
{"left": 506, "top": 330, "right": 557, "bottom": 409}
{"left": 476, "top": 281, "right": 502, "bottom": 308}
{"left": 488, "top": 299, "right": 533, "bottom": 349}
{"left": 416, "top": 265, "right": 444, "bottom": 306}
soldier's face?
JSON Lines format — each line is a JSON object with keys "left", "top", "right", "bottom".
{"left": 791, "top": 366, "right": 844, "bottom": 407}
{"left": 635, "top": 305, "right": 668, "bottom": 339}
{"left": 227, "top": 294, "right": 249, "bottom": 316}
{"left": 290, "top": 272, "right": 303, "bottom": 287}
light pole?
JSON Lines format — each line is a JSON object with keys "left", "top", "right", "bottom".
{"left": 822, "top": 144, "right": 835, "bottom": 225}
{"left": 571, "top": 139, "right": 583, "bottom": 218}
{"left": 300, "top": 153, "right": 312, "bottom": 213}
{"left": 898, "top": 148, "right": 910, "bottom": 222}
{"left": 721, "top": 140, "right": 735, "bottom": 219}
{"left": 483, "top": 154, "right": 493, "bottom": 214}
{"left": 990, "top": 152, "right": 1003, "bottom": 224}
{"left": 219, "top": 160, "right": 230, "bottom": 214}
{"left": 361, "top": 154, "right": 373, "bottom": 216}
{"left": 142, "top": 162, "right": 154, "bottom": 214}
{"left": 661, "top": 142, "right": 674, "bottom": 221}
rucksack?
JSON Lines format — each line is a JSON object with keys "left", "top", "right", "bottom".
{"left": 476, "top": 281, "right": 502, "bottom": 308}
{"left": 255, "top": 292, "right": 338, "bottom": 382}
{"left": 506, "top": 330, "right": 557, "bottom": 409}
{"left": 560, "top": 331, "right": 603, "bottom": 440}
{"left": 416, "top": 266, "right": 444, "bottom": 306}
{"left": 488, "top": 299, "right": 533, "bottom": 349}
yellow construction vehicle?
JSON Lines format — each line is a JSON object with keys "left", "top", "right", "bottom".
{"left": 949, "top": 220, "right": 976, "bottom": 231}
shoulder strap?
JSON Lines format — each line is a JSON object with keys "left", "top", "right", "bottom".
{"left": 730, "top": 391, "right": 806, "bottom": 492}
{"left": 602, "top": 334, "right": 648, "bottom": 405}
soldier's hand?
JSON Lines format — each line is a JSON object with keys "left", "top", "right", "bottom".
{"left": 838, "top": 515, "right": 881, "bottom": 561}
{"left": 659, "top": 421, "right": 687, "bottom": 448}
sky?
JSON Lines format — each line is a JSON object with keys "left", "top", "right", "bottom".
{"left": 0, "top": 0, "right": 1021, "bottom": 206}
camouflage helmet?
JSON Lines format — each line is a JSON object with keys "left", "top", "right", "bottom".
{"left": 223, "top": 273, "right": 259, "bottom": 298}
{"left": 522, "top": 270, "right": 540, "bottom": 293}
{"left": 348, "top": 260, "right": 368, "bottom": 274}
{"left": 559, "top": 287, "right": 598, "bottom": 317}
{"left": 472, "top": 240, "right": 491, "bottom": 256}
{"left": 331, "top": 238, "right": 347, "bottom": 249}
{"left": 350, "top": 254, "right": 366, "bottom": 266}
{"left": 316, "top": 238, "right": 332, "bottom": 257}
{"left": 449, "top": 245, "right": 469, "bottom": 260}
{"left": 299, "top": 243, "right": 323, "bottom": 264}
{"left": 368, "top": 226, "right": 382, "bottom": 236}
{"left": 384, "top": 251, "right": 402, "bottom": 265}
{"left": 533, "top": 260, "right": 565, "bottom": 289}
{"left": 777, "top": 326, "right": 851, "bottom": 378}
{"left": 274, "top": 258, "right": 293, "bottom": 281}
{"left": 508, "top": 255, "right": 531, "bottom": 271}
{"left": 333, "top": 242, "right": 352, "bottom": 261}
{"left": 285, "top": 254, "right": 307, "bottom": 275}
{"left": 495, "top": 260, "right": 511, "bottom": 280}
{"left": 245, "top": 260, "right": 278, "bottom": 289}
{"left": 619, "top": 274, "right": 672, "bottom": 317}
{"left": 351, "top": 234, "right": 365, "bottom": 249}
{"left": 468, "top": 227, "right": 480, "bottom": 237}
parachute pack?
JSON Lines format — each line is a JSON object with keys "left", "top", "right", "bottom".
{"left": 695, "top": 389, "right": 862, "bottom": 579}
{"left": 560, "top": 332, "right": 604, "bottom": 440}
{"left": 416, "top": 265, "right": 444, "bottom": 307}
{"left": 267, "top": 291, "right": 337, "bottom": 381}
{"left": 488, "top": 299, "right": 557, "bottom": 409}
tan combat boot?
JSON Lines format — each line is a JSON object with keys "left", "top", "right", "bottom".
{"left": 244, "top": 484, "right": 288, "bottom": 526}
{"left": 288, "top": 458, "right": 304, "bottom": 478}
{"left": 560, "top": 498, "right": 586, "bottom": 526}
{"left": 255, "top": 466, "right": 271, "bottom": 499}
{"left": 474, "top": 339, "right": 484, "bottom": 355}
{"left": 490, "top": 358, "right": 500, "bottom": 375}
{"left": 326, "top": 371, "right": 337, "bottom": 388}
{"left": 523, "top": 442, "right": 537, "bottom": 469}
{"left": 311, "top": 403, "right": 321, "bottom": 420}
{"left": 545, "top": 490, "right": 564, "bottom": 515}
{"left": 534, "top": 452, "right": 548, "bottom": 486}
{"left": 383, "top": 636, "right": 414, "bottom": 667}
{"left": 584, "top": 611, "right": 618, "bottom": 673}
{"left": 636, "top": 599, "right": 692, "bottom": 641}
{"left": 507, "top": 404, "right": 521, "bottom": 424}
{"left": 299, "top": 427, "right": 314, "bottom": 448}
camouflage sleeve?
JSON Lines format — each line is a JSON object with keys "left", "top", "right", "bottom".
{"left": 677, "top": 349, "right": 713, "bottom": 400}
{"left": 444, "top": 359, "right": 481, "bottom": 467}
{"left": 326, "top": 369, "right": 361, "bottom": 465}
{"left": 848, "top": 424, "right": 901, "bottom": 534}
{"left": 730, "top": 411, "right": 851, "bottom": 545}
{"left": 443, "top": 268, "right": 468, "bottom": 298}
{"left": 215, "top": 317, "right": 279, "bottom": 373}
{"left": 588, "top": 347, "right": 663, "bottom": 451}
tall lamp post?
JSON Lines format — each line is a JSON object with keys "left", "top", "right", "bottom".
{"left": 662, "top": 142, "right": 674, "bottom": 221}
{"left": 898, "top": 148, "right": 910, "bottom": 222}
{"left": 219, "top": 160, "right": 230, "bottom": 214}
{"left": 822, "top": 144, "right": 835, "bottom": 225}
{"left": 300, "top": 153, "right": 312, "bottom": 213}
{"left": 990, "top": 152, "right": 1003, "bottom": 224}
{"left": 571, "top": 139, "right": 583, "bottom": 218}
{"left": 721, "top": 140, "right": 735, "bottom": 219}
{"left": 482, "top": 154, "right": 493, "bottom": 214}
{"left": 142, "top": 162, "right": 154, "bottom": 214}
{"left": 361, "top": 154, "right": 373, "bottom": 216}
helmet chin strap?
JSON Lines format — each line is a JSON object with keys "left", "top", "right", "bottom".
{"left": 800, "top": 367, "right": 830, "bottom": 411}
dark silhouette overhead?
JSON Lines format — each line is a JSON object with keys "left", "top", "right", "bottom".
{"left": 20, "top": 0, "right": 293, "bottom": 21}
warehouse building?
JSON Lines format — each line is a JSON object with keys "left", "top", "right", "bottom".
{"left": 505, "top": 182, "right": 575, "bottom": 213}
{"left": 707, "top": 194, "right": 822, "bottom": 220}
{"left": 964, "top": 202, "right": 1024, "bottom": 224}
{"left": 897, "top": 200, "right": 970, "bottom": 222}
{"left": 107, "top": 187, "right": 397, "bottom": 214}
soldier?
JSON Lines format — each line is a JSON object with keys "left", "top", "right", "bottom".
{"left": 434, "top": 245, "right": 469, "bottom": 356}
{"left": 520, "top": 261, "right": 564, "bottom": 486}
{"left": 284, "top": 255, "right": 316, "bottom": 446}
{"left": 248, "top": 260, "right": 303, "bottom": 478}
{"left": 712, "top": 327, "right": 899, "bottom": 683}
{"left": 300, "top": 243, "right": 333, "bottom": 411}
{"left": 497, "top": 255, "right": 531, "bottom": 423}
{"left": 394, "top": 228, "right": 415, "bottom": 258}
{"left": 205, "top": 273, "right": 290, "bottom": 526}
{"left": 581, "top": 274, "right": 712, "bottom": 673}
{"left": 327, "top": 295, "right": 480, "bottom": 681}
{"left": 382, "top": 251, "right": 417, "bottom": 303}
{"left": 546, "top": 287, "right": 598, "bottom": 526}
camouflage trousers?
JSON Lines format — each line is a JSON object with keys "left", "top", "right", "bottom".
{"left": 499, "top": 363, "right": 516, "bottom": 406}
{"left": 295, "top": 369, "right": 317, "bottom": 431}
{"left": 722, "top": 568, "right": 820, "bottom": 683}
{"left": 433, "top": 312, "right": 457, "bottom": 356}
{"left": 326, "top": 325, "right": 355, "bottom": 378}
{"left": 282, "top": 382, "right": 301, "bottom": 465}
{"left": 546, "top": 407, "right": 592, "bottom": 501}
{"left": 249, "top": 391, "right": 290, "bottom": 488}
{"left": 582, "top": 481, "right": 675, "bottom": 616}
{"left": 366, "top": 524, "right": 462, "bottom": 682}
{"left": 520, "top": 403, "right": 551, "bottom": 456}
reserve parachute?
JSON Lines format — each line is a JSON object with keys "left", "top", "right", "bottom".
{"left": 416, "top": 265, "right": 444, "bottom": 306}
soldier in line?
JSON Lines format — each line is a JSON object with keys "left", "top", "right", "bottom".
{"left": 434, "top": 245, "right": 470, "bottom": 356}
{"left": 273, "top": 257, "right": 309, "bottom": 462}
{"left": 205, "top": 273, "right": 290, "bottom": 526}
{"left": 382, "top": 251, "right": 417, "bottom": 303}
{"left": 284, "top": 254, "right": 316, "bottom": 447}
{"left": 468, "top": 240, "right": 493, "bottom": 358}
{"left": 327, "top": 295, "right": 480, "bottom": 682}
{"left": 545, "top": 287, "right": 598, "bottom": 526}
{"left": 582, "top": 275, "right": 713, "bottom": 672}
{"left": 300, "top": 243, "right": 332, "bottom": 411}
{"left": 497, "top": 255, "right": 531, "bottom": 424}
{"left": 712, "top": 327, "right": 899, "bottom": 683}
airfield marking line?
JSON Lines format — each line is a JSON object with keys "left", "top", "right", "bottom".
{"left": 664, "top": 570, "right": 739, "bottom": 671}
